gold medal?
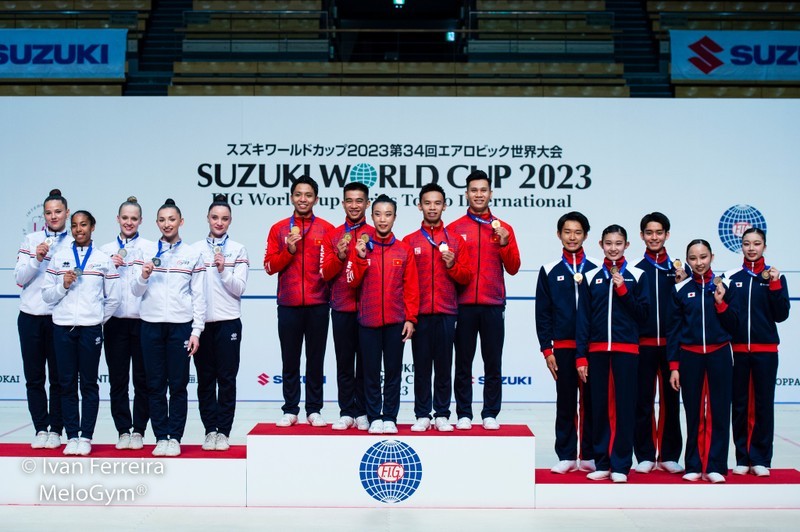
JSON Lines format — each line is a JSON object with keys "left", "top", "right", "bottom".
{"left": 73, "top": 268, "right": 82, "bottom": 277}
{"left": 713, "top": 276, "right": 722, "bottom": 287}
{"left": 672, "top": 259, "right": 682, "bottom": 270}
{"left": 573, "top": 272, "right": 583, "bottom": 284}
{"left": 290, "top": 226, "right": 300, "bottom": 235}
{"left": 610, "top": 266, "right": 619, "bottom": 275}
{"left": 343, "top": 233, "right": 352, "bottom": 243}
{"left": 439, "top": 243, "right": 449, "bottom": 253}
{"left": 213, "top": 245, "right": 222, "bottom": 254}
{"left": 118, "top": 248, "right": 127, "bottom": 258}
{"left": 490, "top": 220, "right": 501, "bottom": 229}
{"left": 360, "top": 234, "right": 370, "bottom": 244}
{"left": 152, "top": 258, "right": 161, "bottom": 267}
{"left": 761, "top": 269, "right": 771, "bottom": 280}
{"left": 44, "top": 237, "right": 55, "bottom": 246}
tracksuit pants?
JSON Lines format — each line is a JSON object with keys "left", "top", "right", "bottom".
{"left": 140, "top": 321, "right": 192, "bottom": 442}
{"left": 411, "top": 313, "right": 456, "bottom": 420}
{"left": 53, "top": 324, "right": 102, "bottom": 440}
{"left": 360, "top": 323, "right": 404, "bottom": 423}
{"left": 732, "top": 352, "right": 779, "bottom": 468}
{"left": 454, "top": 304, "right": 504, "bottom": 420}
{"left": 331, "top": 309, "right": 366, "bottom": 419}
{"left": 588, "top": 351, "right": 638, "bottom": 475}
{"left": 679, "top": 345, "right": 733, "bottom": 476}
{"left": 103, "top": 317, "right": 149, "bottom": 437}
{"left": 195, "top": 318, "right": 242, "bottom": 437}
{"left": 277, "top": 304, "right": 329, "bottom": 417}
{"left": 634, "top": 345, "right": 682, "bottom": 464}
{"left": 553, "top": 347, "right": 593, "bottom": 462}
{"left": 17, "top": 311, "right": 62, "bottom": 435}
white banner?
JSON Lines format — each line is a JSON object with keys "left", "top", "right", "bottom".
{"left": 1, "top": 97, "right": 798, "bottom": 405}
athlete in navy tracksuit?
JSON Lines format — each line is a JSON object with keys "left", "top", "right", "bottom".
{"left": 576, "top": 225, "right": 649, "bottom": 483}
{"left": 724, "top": 228, "right": 790, "bottom": 476}
{"left": 668, "top": 239, "right": 738, "bottom": 483}
{"left": 193, "top": 194, "right": 249, "bottom": 452}
{"left": 633, "top": 212, "right": 685, "bottom": 474}
{"left": 15, "top": 188, "right": 72, "bottom": 449}
{"left": 536, "top": 211, "right": 599, "bottom": 473}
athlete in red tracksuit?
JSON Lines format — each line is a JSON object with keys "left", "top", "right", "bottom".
{"left": 403, "top": 183, "right": 472, "bottom": 432}
{"left": 320, "top": 182, "right": 376, "bottom": 431}
{"left": 447, "top": 170, "right": 521, "bottom": 431}
{"left": 577, "top": 224, "right": 649, "bottom": 483}
{"left": 264, "top": 176, "right": 334, "bottom": 428}
{"left": 668, "top": 239, "right": 738, "bottom": 483}
{"left": 725, "top": 228, "right": 790, "bottom": 477}
{"left": 346, "top": 194, "right": 419, "bottom": 435}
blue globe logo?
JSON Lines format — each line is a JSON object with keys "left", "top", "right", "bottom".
{"left": 718, "top": 204, "right": 767, "bottom": 253}
{"left": 359, "top": 440, "right": 422, "bottom": 504}
{"left": 349, "top": 163, "right": 378, "bottom": 188}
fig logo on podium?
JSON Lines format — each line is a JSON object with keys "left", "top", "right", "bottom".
{"left": 359, "top": 440, "right": 422, "bottom": 503}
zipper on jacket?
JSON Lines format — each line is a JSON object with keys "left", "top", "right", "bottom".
{"left": 701, "top": 280, "right": 707, "bottom": 353}
{"left": 655, "top": 252, "right": 661, "bottom": 340}
{"left": 431, "top": 230, "right": 436, "bottom": 314}
{"left": 475, "top": 222, "right": 481, "bottom": 303}
{"left": 606, "top": 275, "right": 613, "bottom": 351}
{"left": 747, "top": 275, "right": 753, "bottom": 350}
{"left": 381, "top": 245, "right": 385, "bottom": 326}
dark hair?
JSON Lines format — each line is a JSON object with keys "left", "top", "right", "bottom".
{"left": 602, "top": 224, "right": 628, "bottom": 241}
{"left": 118, "top": 195, "right": 142, "bottom": 216}
{"left": 290, "top": 175, "right": 319, "bottom": 196}
{"left": 208, "top": 193, "right": 231, "bottom": 213}
{"left": 640, "top": 212, "right": 671, "bottom": 233}
{"left": 686, "top": 238, "right": 712, "bottom": 255}
{"left": 372, "top": 194, "right": 397, "bottom": 213}
{"left": 466, "top": 169, "right": 491, "bottom": 189}
{"left": 343, "top": 182, "right": 369, "bottom": 197}
{"left": 43, "top": 188, "right": 67, "bottom": 209}
{"left": 158, "top": 198, "right": 181, "bottom": 218}
{"left": 557, "top": 211, "right": 590, "bottom": 233}
{"left": 419, "top": 182, "right": 446, "bottom": 201}
{"left": 742, "top": 227, "right": 766, "bottom": 244}
{"left": 71, "top": 210, "right": 96, "bottom": 227}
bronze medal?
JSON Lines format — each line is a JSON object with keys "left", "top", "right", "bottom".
{"left": 761, "top": 269, "right": 771, "bottom": 280}
{"left": 152, "top": 257, "right": 161, "bottom": 267}
{"left": 490, "top": 220, "right": 501, "bottom": 229}
{"left": 672, "top": 259, "right": 682, "bottom": 270}
{"left": 573, "top": 272, "right": 583, "bottom": 284}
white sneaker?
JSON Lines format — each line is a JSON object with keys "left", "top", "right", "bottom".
{"left": 116, "top": 433, "right": 132, "bottom": 450}
{"left": 550, "top": 460, "right": 578, "bottom": 474}
{"left": 635, "top": 460, "right": 655, "bottom": 474}
{"left": 63, "top": 438, "right": 79, "bottom": 456}
{"left": 32, "top": 431, "right": 49, "bottom": 449}
{"left": 215, "top": 433, "right": 230, "bottom": 451}
{"left": 165, "top": 438, "right": 181, "bottom": 457}
{"left": 44, "top": 432, "right": 62, "bottom": 449}
{"left": 130, "top": 432, "right": 144, "bottom": 450}
{"left": 276, "top": 413, "right": 298, "bottom": 427}
{"left": 202, "top": 431, "right": 218, "bottom": 451}
{"left": 482, "top": 417, "right": 500, "bottom": 430}
{"left": 732, "top": 465, "right": 750, "bottom": 475}
{"left": 434, "top": 417, "right": 454, "bottom": 432}
{"left": 587, "top": 470, "right": 610, "bottom": 481}
{"left": 152, "top": 440, "right": 169, "bottom": 457}
{"left": 657, "top": 460, "right": 684, "bottom": 474}
{"left": 307, "top": 413, "right": 327, "bottom": 427}
{"left": 579, "top": 459, "right": 596, "bottom": 472}
{"left": 411, "top": 418, "right": 432, "bottom": 432}
{"left": 682, "top": 472, "right": 701, "bottom": 482}
{"left": 704, "top": 472, "right": 726, "bottom": 483}
{"left": 332, "top": 416, "right": 355, "bottom": 431}
{"left": 356, "top": 415, "right": 370, "bottom": 431}
{"left": 383, "top": 421, "right": 398, "bottom": 434}
{"left": 456, "top": 417, "right": 472, "bottom": 430}
{"left": 752, "top": 465, "right": 770, "bottom": 477}
{"left": 76, "top": 438, "right": 92, "bottom": 456}
{"left": 611, "top": 472, "right": 628, "bottom": 483}
{"left": 368, "top": 420, "right": 384, "bottom": 434}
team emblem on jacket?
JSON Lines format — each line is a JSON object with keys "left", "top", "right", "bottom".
{"left": 688, "top": 292, "right": 696, "bottom": 298}
{"left": 595, "top": 278, "right": 603, "bottom": 284}
{"left": 393, "top": 259, "right": 403, "bottom": 266}
{"left": 414, "top": 247, "right": 421, "bottom": 255}
{"left": 557, "top": 275, "right": 564, "bottom": 281}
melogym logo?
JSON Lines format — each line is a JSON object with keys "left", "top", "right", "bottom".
{"left": 689, "top": 36, "right": 724, "bottom": 74}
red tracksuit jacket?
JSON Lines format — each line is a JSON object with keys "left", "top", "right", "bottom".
{"left": 320, "top": 218, "right": 376, "bottom": 313}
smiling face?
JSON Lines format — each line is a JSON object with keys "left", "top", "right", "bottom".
{"left": 343, "top": 189, "right": 369, "bottom": 223}
{"left": 465, "top": 178, "right": 492, "bottom": 215}
{"left": 742, "top": 232, "right": 766, "bottom": 263}
{"left": 71, "top": 213, "right": 94, "bottom": 247}
{"left": 371, "top": 201, "right": 397, "bottom": 237}
{"left": 207, "top": 205, "right": 232, "bottom": 239}
{"left": 641, "top": 221, "right": 669, "bottom": 253}
{"left": 687, "top": 242, "right": 714, "bottom": 276}
{"left": 156, "top": 206, "right": 183, "bottom": 243}
{"left": 558, "top": 220, "right": 587, "bottom": 254}
{"left": 44, "top": 199, "right": 69, "bottom": 233}
{"left": 291, "top": 183, "right": 318, "bottom": 217}
{"left": 600, "top": 231, "right": 629, "bottom": 262}
{"left": 418, "top": 191, "right": 446, "bottom": 226}
{"left": 117, "top": 205, "right": 142, "bottom": 239}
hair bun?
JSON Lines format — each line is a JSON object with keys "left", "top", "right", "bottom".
{"left": 213, "top": 193, "right": 227, "bottom": 203}
{"left": 164, "top": 198, "right": 176, "bottom": 206}
{"left": 49, "top": 188, "right": 62, "bottom": 196}
{"left": 127, "top": 196, "right": 138, "bottom": 203}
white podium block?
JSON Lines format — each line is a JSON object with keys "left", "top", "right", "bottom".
{"left": 246, "top": 423, "right": 535, "bottom": 508}
{"left": 0, "top": 444, "right": 247, "bottom": 507}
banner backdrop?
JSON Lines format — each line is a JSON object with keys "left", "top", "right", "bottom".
{"left": 1, "top": 97, "right": 797, "bottom": 405}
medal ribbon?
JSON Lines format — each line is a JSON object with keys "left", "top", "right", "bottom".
{"left": 466, "top": 211, "right": 496, "bottom": 226}
{"left": 368, "top": 235, "right": 395, "bottom": 251}
{"left": 743, "top": 260, "right": 770, "bottom": 279}
{"left": 155, "top": 240, "right": 182, "bottom": 262}
{"left": 344, "top": 219, "right": 365, "bottom": 234}
{"left": 207, "top": 233, "right": 229, "bottom": 252}
{"left": 45, "top": 227, "right": 68, "bottom": 241}
{"left": 117, "top": 233, "right": 139, "bottom": 251}
{"left": 562, "top": 253, "right": 586, "bottom": 278}
{"left": 419, "top": 226, "right": 450, "bottom": 248}
{"left": 72, "top": 242, "right": 93, "bottom": 273}
{"left": 602, "top": 259, "right": 628, "bottom": 280}
{"left": 643, "top": 251, "right": 673, "bottom": 272}
{"left": 290, "top": 215, "right": 316, "bottom": 236}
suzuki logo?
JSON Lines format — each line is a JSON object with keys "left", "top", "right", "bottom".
{"left": 689, "top": 36, "right": 724, "bottom": 74}
{"left": 257, "top": 373, "right": 269, "bottom": 385}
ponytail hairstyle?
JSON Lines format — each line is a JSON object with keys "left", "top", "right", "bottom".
{"left": 602, "top": 224, "right": 628, "bottom": 241}
{"left": 742, "top": 227, "right": 766, "bottom": 244}
{"left": 71, "top": 210, "right": 96, "bottom": 228}
{"left": 686, "top": 238, "right": 712, "bottom": 255}
{"left": 158, "top": 198, "right": 181, "bottom": 218}
{"left": 43, "top": 188, "right": 67, "bottom": 209}
{"left": 208, "top": 193, "right": 231, "bottom": 213}
{"left": 119, "top": 195, "right": 142, "bottom": 217}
